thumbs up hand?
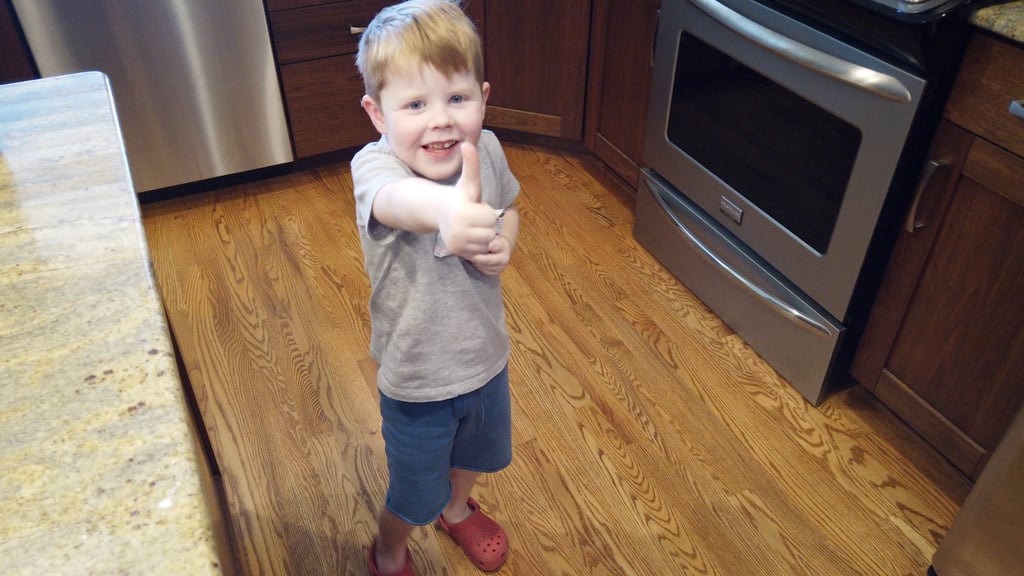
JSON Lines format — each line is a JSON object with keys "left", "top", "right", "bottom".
{"left": 438, "top": 142, "right": 500, "bottom": 258}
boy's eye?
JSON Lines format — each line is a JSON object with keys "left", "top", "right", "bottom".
{"left": 408, "top": 100, "right": 424, "bottom": 110}
{"left": 450, "top": 95, "right": 465, "bottom": 104}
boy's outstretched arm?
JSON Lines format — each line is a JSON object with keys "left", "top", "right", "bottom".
{"left": 371, "top": 143, "right": 498, "bottom": 258}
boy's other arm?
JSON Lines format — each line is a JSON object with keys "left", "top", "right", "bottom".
{"left": 498, "top": 205, "right": 519, "bottom": 250}
{"left": 468, "top": 204, "right": 519, "bottom": 276}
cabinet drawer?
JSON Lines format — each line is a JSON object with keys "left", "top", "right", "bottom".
{"left": 270, "top": 0, "right": 391, "bottom": 64}
{"left": 963, "top": 137, "right": 1024, "bottom": 208}
{"left": 280, "top": 56, "right": 379, "bottom": 158}
{"left": 945, "top": 33, "right": 1024, "bottom": 159}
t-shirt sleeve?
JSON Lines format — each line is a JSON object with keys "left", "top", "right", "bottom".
{"left": 350, "top": 139, "right": 412, "bottom": 242}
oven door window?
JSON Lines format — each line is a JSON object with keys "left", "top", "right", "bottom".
{"left": 668, "top": 33, "right": 862, "bottom": 254}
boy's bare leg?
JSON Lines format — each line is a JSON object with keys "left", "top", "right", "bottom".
{"left": 442, "top": 468, "right": 480, "bottom": 523}
{"left": 377, "top": 508, "right": 415, "bottom": 574}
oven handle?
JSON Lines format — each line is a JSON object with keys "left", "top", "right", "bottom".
{"left": 690, "top": 0, "right": 912, "bottom": 103}
{"left": 647, "top": 181, "right": 834, "bottom": 338}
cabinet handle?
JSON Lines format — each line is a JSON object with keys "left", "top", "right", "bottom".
{"left": 350, "top": 26, "right": 367, "bottom": 35}
{"left": 1011, "top": 100, "right": 1024, "bottom": 120}
{"left": 904, "top": 159, "right": 947, "bottom": 234}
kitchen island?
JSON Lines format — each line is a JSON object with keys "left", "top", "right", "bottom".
{"left": 0, "top": 72, "right": 227, "bottom": 575}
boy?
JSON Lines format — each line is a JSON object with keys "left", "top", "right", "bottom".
{"left": 351, "top": 1, "right": 520, "bottom": 574}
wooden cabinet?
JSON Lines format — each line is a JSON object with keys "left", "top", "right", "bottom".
{"left": 266, "top": 0, "right": 652, "bottom": 168}
{"left": 467, "top": 0, "right": 591, "bottom": 140}
{"left": 585, "top": 0, "right": 659, "bottom": 188}
{"left": 851, "top": 33, "right": 1024, "bottom": 480}
{"left": 268, "top": 0, "right": 591, "bottom": 155}
{"left": 267, "top": 0, "right": 389, "bottom": 158}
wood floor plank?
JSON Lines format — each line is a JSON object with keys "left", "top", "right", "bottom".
{"left": 142, "top": 143, "right": 970, "bottom": 575}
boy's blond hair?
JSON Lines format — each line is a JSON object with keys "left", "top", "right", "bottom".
{"left": 356, "top": 0, "right": 484, "bottom": 100}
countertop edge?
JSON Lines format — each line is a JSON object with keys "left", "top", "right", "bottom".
{"left": 0, "top": 72, "right": 226, "bottom": 575}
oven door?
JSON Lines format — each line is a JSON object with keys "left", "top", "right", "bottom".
{"left": 643, "top": 0, "right": 926, "bottom": 320}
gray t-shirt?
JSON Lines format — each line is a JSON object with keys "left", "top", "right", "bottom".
{"left": 350, "top": 130, "right": 520, "bottom": 402}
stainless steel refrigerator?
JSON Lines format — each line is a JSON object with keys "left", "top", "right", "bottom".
{"left": 930, "top": 402, "right": 1024, "bottom": 575}
{"left": 12, "top": 0, "right": 293, "bottom": 193}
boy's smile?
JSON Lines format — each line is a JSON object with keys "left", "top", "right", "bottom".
{"left": 363, "top": 65, "right": 490, "bottom": 181}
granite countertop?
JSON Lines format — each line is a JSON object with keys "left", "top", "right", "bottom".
{"left": 971, "top": 0, "right": 1024, "bottom": 42}
{"left": 0, "top": 72, "right": 225, "bottom": 575}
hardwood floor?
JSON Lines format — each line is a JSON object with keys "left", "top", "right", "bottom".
{"left": 142, "top": 143, "right": 970, "bottom": 576}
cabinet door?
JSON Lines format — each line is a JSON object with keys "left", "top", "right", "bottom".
{"left": 585, "top": 0, "right": 658, "bottom": 188}
{"left": 280, "top": 56, "right": 379, "bottom": 158}
{"left": 473, "top": 0, "right": 590, "bottom": 140}
{"left": 852, "top": 121, "right": 1024, "bottom": 479}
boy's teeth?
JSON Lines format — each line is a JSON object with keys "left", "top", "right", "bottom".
{"left": 426, "top": 141, "right": 455, "bottom": 150}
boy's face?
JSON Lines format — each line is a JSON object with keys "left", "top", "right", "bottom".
{"left": 362, "top": 64, "right": 490, "bottom": 181}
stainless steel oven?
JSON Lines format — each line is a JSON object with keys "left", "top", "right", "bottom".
{"left": 635, "top": 0, "right": 970, "bottom": 403}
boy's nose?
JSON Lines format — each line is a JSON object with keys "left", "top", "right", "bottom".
{"left": 428, "top": 107, "right": 453, "bottom": 129}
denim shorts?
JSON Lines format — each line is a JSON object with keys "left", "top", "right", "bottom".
{"left": 379, "top": 365, "right": 512, "bottom": 525}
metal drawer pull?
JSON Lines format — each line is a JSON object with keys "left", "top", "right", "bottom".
{"left": 350, "top": 26, "right": 367, "bottom": 35}
{"left": 690, "top": 0, "right": 912, "bottom": 103}
{"left": 904, "top": 159, "right": 947, "bottom": 234}
{"left": 1011, "top": 100, "right": 1024, "bottom": 120}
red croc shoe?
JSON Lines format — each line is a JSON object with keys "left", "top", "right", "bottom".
{"left": 436, "top": 497, "right": 508, "bottom": 571}
{"left": 368, "top": 539, "right": 415, "bottom": 576}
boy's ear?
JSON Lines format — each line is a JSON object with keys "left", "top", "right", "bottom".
{"left": 361, "top": 95, "right": 387, "bottom": 134}
{"left": 481, "top": 81, "right": 490, "bottom": 107}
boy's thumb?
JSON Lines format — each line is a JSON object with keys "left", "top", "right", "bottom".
{"left": 459, "top": 142, "right": 481, "bottom": 203}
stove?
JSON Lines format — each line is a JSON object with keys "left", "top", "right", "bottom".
{"left": 634, "top": 0, "right": 977, "bottom": 403}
